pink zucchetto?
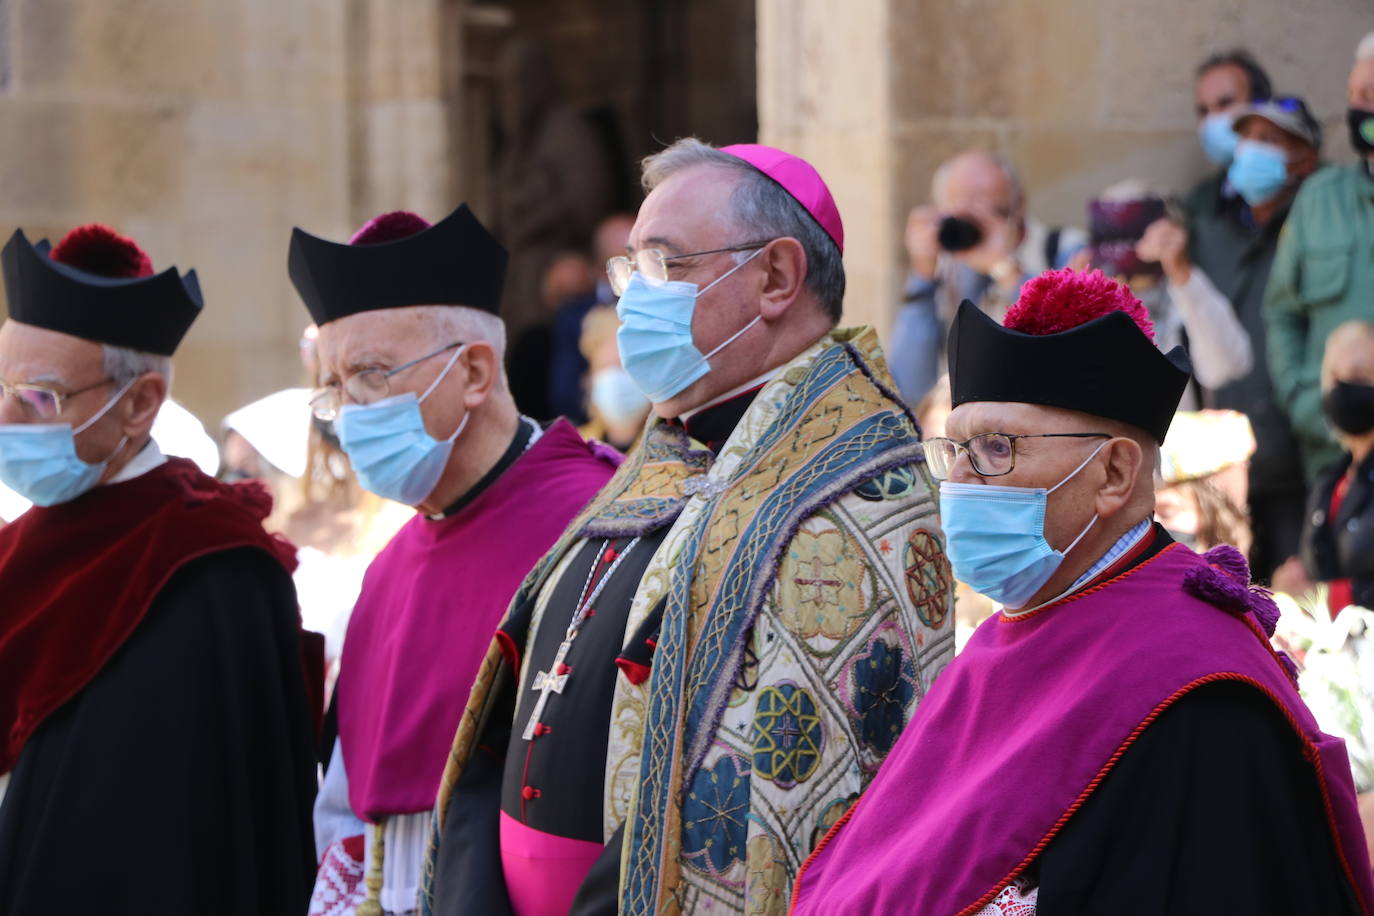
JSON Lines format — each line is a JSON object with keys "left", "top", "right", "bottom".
{"left": 720, "top": 144, "right": 844, "bottom": 254}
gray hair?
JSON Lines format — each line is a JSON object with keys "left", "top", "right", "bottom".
{"left": 416, "top": 305, "right": 509, "bottom": 393}
{"left": 931, "top": 150, "right": 1026, "bottom": 216}
{"left": 102, "top": 344, "right": 172, "bottom": 389}
{"left": 640, "top": 137, "right": 846, "bottom": 325}
{"left": 1358, "top": 31, "right": 1374, "bottom": 61}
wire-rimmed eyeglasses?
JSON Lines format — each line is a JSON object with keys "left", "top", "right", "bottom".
{"left": 922, "top": 432, "right": 1111, "bottom": 480}
{"left": 310, "top": 341, "right": 464, "bottom": 421}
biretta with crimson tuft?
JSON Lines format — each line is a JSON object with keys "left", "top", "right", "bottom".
{"left": 719, "top": 143, "right": 844, "bottom": 254}
{"left": 1, "top": 224, "right": 203, "bottom": 356}
{"left": 948, "top": 268, "right": 1191, "bottom": 442}
{"left": 288, "top": 203, "right": 507, "bottom": 327}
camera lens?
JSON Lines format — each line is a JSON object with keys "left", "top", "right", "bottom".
{"left": 938, "top": 216, "right": 982, "bottom": 252}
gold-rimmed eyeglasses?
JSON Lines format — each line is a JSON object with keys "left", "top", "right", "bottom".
{"left": 0, "top": 377, "right": 114, "bottom": 422}
{"left": 605, "top": 240, "right": 773, "bottom": 297}
{"left": 310, "top": 341, "right": 464, "bottom": 421}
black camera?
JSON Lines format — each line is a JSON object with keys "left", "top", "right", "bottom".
{"left": 937, "top": 216, "right": 982, "bottom": 252}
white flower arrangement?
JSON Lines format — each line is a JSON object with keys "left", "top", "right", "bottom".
{"left": 1272, "top": 589, "right": 1374, "bottom": 792}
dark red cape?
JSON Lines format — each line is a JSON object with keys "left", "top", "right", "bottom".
{"left": 0, "top": 457, "right": 307, "bottom": 773}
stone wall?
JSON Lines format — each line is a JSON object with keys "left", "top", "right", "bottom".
{"left": 4, "top": 0, "right": 1367, "bottom": 426}
{"left": 0, "top": 0, "right": 461, "bottom": 426}
{"left": 759, "top": 0, "right": 1373, "bottom": 337}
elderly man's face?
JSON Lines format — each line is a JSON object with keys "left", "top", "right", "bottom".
{"left": 935, "top": 156, "right": 1017, "bottom": 222}
{"left": 0, "top": 320, "right": 127, "bottom": 465}
{"left": 625, "top": 163, "right": 768, "bottom": 415}
{"left": 1195, "top": 63, "right": 1252, "bottom": 120}
{"left": 315, "top": 307, "right": 466, "bottom": 444}
{"left": 944, "top": 400, "right": 1114, "bottom": 555}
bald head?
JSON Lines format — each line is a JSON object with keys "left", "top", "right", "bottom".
{"left": 931, "top": 150, "right": 1025, "bottom": 219}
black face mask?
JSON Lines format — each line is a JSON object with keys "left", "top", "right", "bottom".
{"left": 1348, "top": 107, "right": 1374, "bottom": 156}
{"left": 1324, "top": 379, "right": 1374, "bottom": 436}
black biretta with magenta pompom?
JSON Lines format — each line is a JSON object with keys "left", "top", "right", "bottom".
{"left": 1, "top": 224, "right": 203, "bottom": 356}
{"left": 947, "top": 268, "right": 1192, "bottom": 443}
{"left": 288, "top": 202, "right": 508, "bottom": 327}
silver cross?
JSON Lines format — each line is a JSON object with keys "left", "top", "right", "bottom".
{"left": 521, "top": 636, "right": 574, "bottom": 741}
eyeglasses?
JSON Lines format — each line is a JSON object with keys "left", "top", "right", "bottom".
{"left": 310, "top": 341, "right": 464, "bottom": 421}
{"left": 922, "top": 432, "right": 1111, "bottom": 480}
{"left": 0, "top": 377, "right": 113, "bottom": 421}
{"left": 605, "top": 241, "right": 772, "bottom": 297}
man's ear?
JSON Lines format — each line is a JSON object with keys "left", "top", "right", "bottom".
{"left": 1094, "top": 436, "right": 1143, "bottom": 521}
{"left": 459, "top": 342, "right": 502, "bottom": 409}
{"left": 758, "top": 237, "right": 808, "bottom": 322}
{"left": 120, "top": 373, "right": 167, "bottom": 439}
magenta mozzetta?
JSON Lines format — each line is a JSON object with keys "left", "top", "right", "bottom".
{"left": 791, "top": 542, "right": 1374, "bottom": 915}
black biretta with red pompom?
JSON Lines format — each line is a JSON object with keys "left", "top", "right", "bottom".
{"left": 288, "top": 202, "right": 507, "bottom": 327}
{"left": 947, "top": 269, "right": 1192, "bottom": 443}
{"left": 1, "top": 225, "right": 203, "bottom": 356}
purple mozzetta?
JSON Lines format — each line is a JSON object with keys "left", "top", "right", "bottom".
{"left": 337, "top": 420, "right": 618, "bottom": 821}
{"left": 791, "top": 541, "right": 1374, "bottom": 915}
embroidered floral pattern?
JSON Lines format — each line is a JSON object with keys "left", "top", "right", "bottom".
{"left": 852, "top": 637, "right": 917, "bottom": 754}
{"left": 776, "top": 516, "right": 871, "bottom": 641}
{"left": 752, "top": 683, "right": 825, "bottom": 788}
{"left": 855, "top": 465, "right": 918, "bottom": 501}
{"left": 905, "top": 528, "right": 951, "bottom": 629}
{"left": 682, "top": 753, "right": 751, "bottom": 878}
{"left": 744, "top": 833, "right": 790, "bottom": 916}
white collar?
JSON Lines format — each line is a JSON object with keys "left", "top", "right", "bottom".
{"left": 677, "top": 368, "right": 782, "bottom": 422}
{"left": 109, "top": 439, "right": 168, "bottom": 485}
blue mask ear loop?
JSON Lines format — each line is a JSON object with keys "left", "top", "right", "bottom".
{"left": 415, "top": 344, "right": 470, "bottom": 444}
{"left": 70, "top": 377, "right": 138, "bottom": 465}
{"left": 662, "top": 246, "right": 769, "bottom": 391}
{"left": 1043, "top": 439, "right": 1112, "bottom": 556}
{"left": 1006, "top": 439, "right": 1115, "bottom": 614}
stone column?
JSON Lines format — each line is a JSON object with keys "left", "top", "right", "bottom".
{"left": 756, "top": 0, "right": 899, "bottom": 338}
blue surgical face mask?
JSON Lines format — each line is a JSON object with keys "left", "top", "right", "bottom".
{"left": 0, "top": 380, "right": 133, "bottom": 507}
{"left": 336, "top": 345, "right": 468, "bottom": 506}
{"left": 1227, "top": 139, "right": 1290, "bottom": 206}
{"left": 615, "top": 249, "right": 765, "bottom": 403}
{"left": 590, "top": 366, "right": 650, "bottom": 426}
{"left": 938, "top": 442, "right": 1108, "bottom": 609}
{"left": 1199, "top": 112, "right": 1240, "bottom": 166}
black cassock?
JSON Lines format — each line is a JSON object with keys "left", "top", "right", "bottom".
{"left": 0, "top": 547, "right": 318, "bottom": 916}
{"left": 1033, "top": 678, "right": 1364, "bottom": 915}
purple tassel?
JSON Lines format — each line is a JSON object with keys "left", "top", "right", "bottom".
{"left": 1276, "top": 650, "right": 1301, "bottom": 685}
{"left": 1182, "top": 545, "right": 1281, "bottom": 635}
{"left": 1247, "top": 586, "right": 1281, "bottom": 638}
{"left": 1201, "top": 543, "right": 1250, "bottom": 584}
{"left": 1183, "top": 563, "right": 1251, "bottom": 614}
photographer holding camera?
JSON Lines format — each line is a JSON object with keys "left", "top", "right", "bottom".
{"left": 889, "top": 149, "right": 1085, "bottom": 405}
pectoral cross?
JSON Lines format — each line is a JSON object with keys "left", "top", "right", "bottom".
{"left": 521, "top": 635, "right": 575, "bottom": 741}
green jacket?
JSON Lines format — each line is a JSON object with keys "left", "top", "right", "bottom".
{"left": 1264, "top": 163, "right": 1374, "bottom": 481}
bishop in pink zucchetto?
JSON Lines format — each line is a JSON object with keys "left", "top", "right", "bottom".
{"left": 422, "top": 137, "right": 955, "bottom": 915}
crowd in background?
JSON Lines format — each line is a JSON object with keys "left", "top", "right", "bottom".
{"left": 5, "top": 33, "right": 1372, "bottom": 789}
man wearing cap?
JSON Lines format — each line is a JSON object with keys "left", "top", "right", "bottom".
{"left": 424, "top": 138, "right": 952, "bottom": 916}
{"left": 0, "top": 225, "right": 320, "bottom": 914}
{"left": 1137, "top": 95, "right": 1321, "bottom": 585}
{"left": 292, "top": 205, "right": 619, "bottom": 916}
{"left": 790, "top": 269, "right": 1372, "bottom": 915}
